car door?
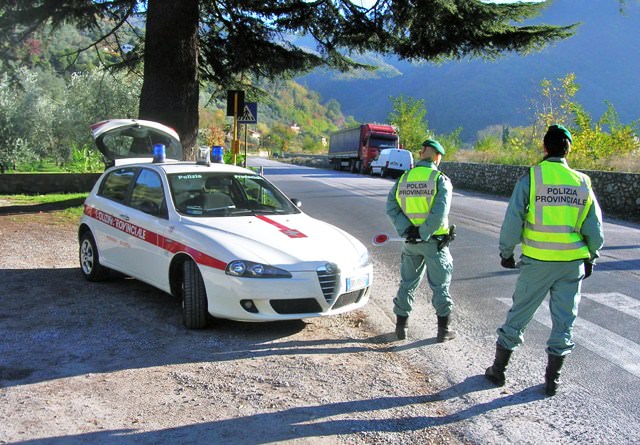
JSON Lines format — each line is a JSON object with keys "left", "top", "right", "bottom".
{"left": 370, "top": 149, "right": 387, "bottom": 175}
{"left": 125, "top": 167, "right": 173, "bottom": 291}
{"left": 92, "top": 166, "right": 140, "bottom": 272}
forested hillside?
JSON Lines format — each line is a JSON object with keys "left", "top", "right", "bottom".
{"left": 1, "top": 21, "right": 353, "bottom": 170}
{"left": 3, "top": 2, "right": 638, "bottom": 173}
{"left": 298, "top": 0, "right": 640, "bottom": 142}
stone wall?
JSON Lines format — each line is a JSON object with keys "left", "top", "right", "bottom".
{"left": 1, "top": 161, "right": 638, "bottom": 221}
{"left": 439, "top": 162, "right": 640, "bottom": 221}
{"left": 0, "top": 173, "right": 101, "bottom": 195}
{"left": 280, "top": 155, "right": 639, "bottom": 221}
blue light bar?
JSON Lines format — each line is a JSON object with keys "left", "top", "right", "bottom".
{"left": 153, "top": 143, "right": 166, "bottom": 163}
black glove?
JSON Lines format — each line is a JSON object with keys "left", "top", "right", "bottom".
{"left": 500, "top": 254, "right": 517, "bottom": 269}
{"left": 584, "top": 260, "right": 593, "bottom": 279}
{"left": 405, "top": 226, "right": 420, "bottom": 244}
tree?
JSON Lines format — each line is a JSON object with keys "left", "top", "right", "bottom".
{"left": 387, "top": 95, "right": 429, "bottom": 152}
{"left": 0, "top": 1, "right": 576, "bottom": 158}
{"left": 0, "top": 67, "right": 140, "bottom": 169}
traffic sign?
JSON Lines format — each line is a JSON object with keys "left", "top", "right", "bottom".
{"left": 226, "top": 90, "right": 244, "bottom": 117}
{"left": 238, "top": 102, "right": 258, "bottom": 124}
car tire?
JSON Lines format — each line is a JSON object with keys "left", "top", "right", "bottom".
{"left": 79, "top": 231, "right": 110, "bottom": 281}
{"left": 182, "top": 259, "right": 208, "bottom": 329}
{"left": 381, "top": 167, "right": 387, "bottom": 178}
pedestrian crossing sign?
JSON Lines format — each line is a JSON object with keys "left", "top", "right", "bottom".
{"left": 238, "top": 102, "right": 258, "bottom": 124}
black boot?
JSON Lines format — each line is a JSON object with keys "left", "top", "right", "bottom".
{"left": 436, "top": 315, "right": 457, "bottom": 342}
{"left": 544, "top": 354, "right": 565, "bottom": 396}
{"left": 395, "top": 315, "right": 408, "bottom": 340}
{"left": 485, "top": 343, "right": 513, "bottom": 386}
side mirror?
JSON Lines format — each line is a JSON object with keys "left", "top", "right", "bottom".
{"left": 291, "top": 198, "right": 302, "bottom": 208}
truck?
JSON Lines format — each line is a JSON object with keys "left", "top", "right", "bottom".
{"left": 328, "top": 124, "right": 399, "bottom": 174}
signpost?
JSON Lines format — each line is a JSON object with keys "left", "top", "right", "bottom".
{"left": 226, "top": 90, "right": 244, "bottom": 164}
{"left": 226, "top": 92, "right": 258, "bottom": 166}
{"left": 238, "top": 102, "right": 258, "bottom": 167}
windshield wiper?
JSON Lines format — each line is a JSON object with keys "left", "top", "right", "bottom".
{"left": 254, "top": 208, "right": 292, "bottom": 215}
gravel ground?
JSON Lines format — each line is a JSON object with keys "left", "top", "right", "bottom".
{"left": 0, "top": 201, "right": 465, "bottom": 444}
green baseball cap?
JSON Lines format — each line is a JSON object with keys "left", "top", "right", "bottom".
{"left": 546, "top": 124, "right": 572, "bottom": 143}
{"left": 422, "top": 139, "right": 445, "bottom": 155}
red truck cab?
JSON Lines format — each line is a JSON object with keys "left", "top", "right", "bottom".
{"left": 328, "top": 123, "right": 399, "bottom": 174}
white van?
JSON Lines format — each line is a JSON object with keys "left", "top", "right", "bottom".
{"left": 370, "top": 148, "right": 414, "bottom": 178}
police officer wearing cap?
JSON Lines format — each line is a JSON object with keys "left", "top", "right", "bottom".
{"left": 485, "top": 124, "right": 604, "bottom": 396}
{"left": 386, "top": 139, "right": 456, "bottom": 342}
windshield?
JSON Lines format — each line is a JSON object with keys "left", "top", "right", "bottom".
{"left": 168, "top": 172, "right": 301, "bottom": 217}
{"left": 368, "top": 134, "right": 398, "bottom": 149}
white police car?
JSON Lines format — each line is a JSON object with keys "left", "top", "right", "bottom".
{"left": 79, "top": 119, "right": 372, "bottom": 328}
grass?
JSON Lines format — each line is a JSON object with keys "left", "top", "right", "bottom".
{"left": 0, "top": 193, "right": 88, "bottom": 222}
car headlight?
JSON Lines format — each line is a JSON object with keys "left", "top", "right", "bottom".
{"left": 226, "top": 260, "right": 292, "bottom": 278}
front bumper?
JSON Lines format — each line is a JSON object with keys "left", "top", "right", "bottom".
{"left": 200, "top": 265, "right": 372, "bottom": 322}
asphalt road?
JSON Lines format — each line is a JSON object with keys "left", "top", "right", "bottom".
{"left": 250, "top": 157, "right": 640, "bottom": 444}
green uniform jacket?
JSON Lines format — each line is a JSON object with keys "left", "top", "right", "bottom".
{"left": 386, "top": 160, "right": 452, "bottom": 241}
{"left": 499, "top": 157, "right": 604, "bottom": 261}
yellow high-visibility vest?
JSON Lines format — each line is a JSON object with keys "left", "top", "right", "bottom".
{"left": 522, "top": 160, "right": 593, "bottom": 261}
{"left": 396, "top": 166, "right": 449, "bottom": 235}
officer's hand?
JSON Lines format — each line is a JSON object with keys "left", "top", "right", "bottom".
{"left": 405, "top": 226, "right": 420, "bottom": 244}
{"left": 500, "top": 254, "right": 517, "bottom": 269}
{"left": 584, "top": 260, "right": 593, "bottom": 279}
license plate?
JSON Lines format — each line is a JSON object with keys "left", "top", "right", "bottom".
{"left": 346, "top": 273, "right": 370, "bottom": 291}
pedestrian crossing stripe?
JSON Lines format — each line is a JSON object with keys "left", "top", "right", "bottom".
{"left": 584, "top": 292, "right": 640, "bottom": 320}
{"left": 497, "top": 296, "right": 640, "bottom": 378}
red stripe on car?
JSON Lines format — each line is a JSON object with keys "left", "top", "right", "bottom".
{"left": 84, "top": 205, "right": 227, "bottom": 270}
{"left": 255, "top": 214, "right": 307, "bottom": 238}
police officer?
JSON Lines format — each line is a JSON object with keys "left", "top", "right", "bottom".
{"left": 386, "top": 139, "right": 456, "bottom": 342}
{"left": 485, "top": 124, "right": 604, "bottom": 396}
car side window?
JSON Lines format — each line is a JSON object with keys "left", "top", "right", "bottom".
{"left": 98, "top": 167, "right": 138, "bottom": 203}
{"left": 130, "top": 169, "right": 166, "bottom": 217}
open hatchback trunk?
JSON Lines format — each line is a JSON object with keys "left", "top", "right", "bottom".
{"left": 91, "top": 119, "right": 183, "bottom": 167}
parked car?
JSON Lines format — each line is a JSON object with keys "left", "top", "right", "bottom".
{"left": 369, "top": 148, "right": 413, "bottom": 178}
{"left": 79, "top": 119, "right": 372, "bottom": 329}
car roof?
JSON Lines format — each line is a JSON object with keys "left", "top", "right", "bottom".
{"left": 159, "top": 162, "right": 254, "bottom": 175}
{"left": 382, "top": 148, "right": 411, "bottom": 153}
{"left": 111, "top": 160, "right": 257, "bottom": 175}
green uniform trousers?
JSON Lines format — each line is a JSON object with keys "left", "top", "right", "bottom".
{"left": 393, "top": 239, "right": 454, "bottom": 318}
{"left": 497, "top": 256, "right": 586, "bottom": 356}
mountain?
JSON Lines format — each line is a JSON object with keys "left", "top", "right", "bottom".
{"left": 297, "top": 0, "right": 640, "bottom": 142}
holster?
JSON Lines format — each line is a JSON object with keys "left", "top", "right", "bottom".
{"left": 437, "top": 224, "right": 457, "bottom": 250}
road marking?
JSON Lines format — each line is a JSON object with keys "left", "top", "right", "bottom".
{"left": 583, "top": 293, "right": 640, "bottom": 320}
{"left": 497, "top": 297, "right": 640, "bottom": 378}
